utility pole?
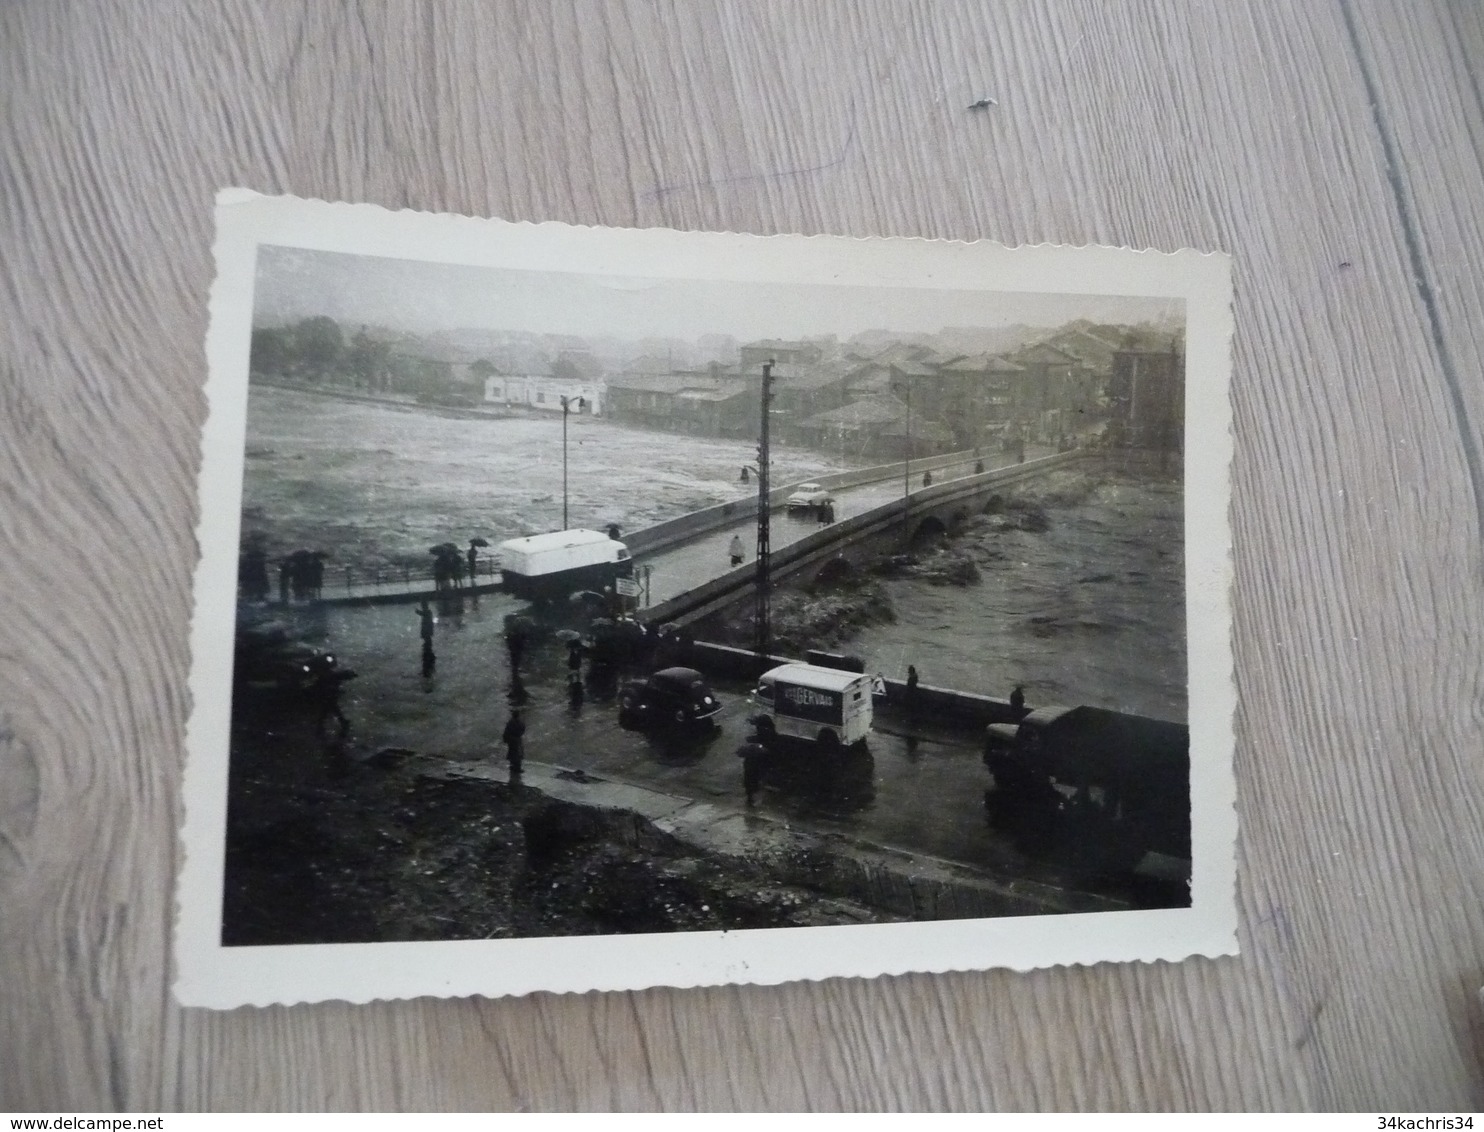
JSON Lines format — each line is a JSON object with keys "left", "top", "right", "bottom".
{"left": 560, "top": 394, "right": 585, "bottom": 529}
{"left": 897, "top": 377, "right": 912, "bottom": 517}
{"left": 754, "top": 360, "right": 774, "bottom": 661}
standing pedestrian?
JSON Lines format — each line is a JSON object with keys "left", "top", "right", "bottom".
{"left": 1010, "top": 684, "right": 1026, "bottom": 714}
{"left": 738, "top": 735, "right": 769, "bottom": 806}
{"left": 508, "top": 673, "right": 530, "bottom": 705}
{"left": 240, "top": 547, "right": 270, "bottom": 603}
{"left": 504, "top": 614, "right": 526, "bottom": 671}
{"left": 417, "top": 600, "right": 436, "bottom": 677}
{"left": 922, "top": 470, "right": 933, "bottom": 487}
{"left": 466, "top": 541, "right": 479, "bottom": 588}
{"left": 728, "top": 534, "right": 745, "bottom": 567}
{"left": 905, "top": 664, "right": 920, "bottom": 722}
{"left": 502, "top": 708, "right": 526, "bottom": 777}
{"left": 306, "top": 552, "right": 325, "bottom": 600}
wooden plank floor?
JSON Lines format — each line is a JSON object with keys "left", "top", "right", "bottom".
{"left": 2, "top": 0, "right": 1481, "bottom": 1111}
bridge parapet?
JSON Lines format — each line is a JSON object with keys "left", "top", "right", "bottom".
{"left": 640, "top": 450, "right": 1095, "bottom": 627}
{"left": 625, "top": 446, "right": 1001, "bottom": 557}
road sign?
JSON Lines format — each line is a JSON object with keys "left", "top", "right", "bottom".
{"left": 615, "top": 577, "right": 640, "bottom": 597}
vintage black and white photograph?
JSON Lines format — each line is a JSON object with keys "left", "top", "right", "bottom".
{"left": 178, "top": 195, "right": 1234, "bottom": 1005}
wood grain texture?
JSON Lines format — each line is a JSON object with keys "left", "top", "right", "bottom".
{"left": 2, "top": 0, "right": 1481, "bottom": 1111}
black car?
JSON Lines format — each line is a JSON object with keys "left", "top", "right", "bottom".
{"left": 618, "top": 667, "right": 723, "bottom": 730}
{"left": 234, "top": 622, "right": 339, "bottom": 691}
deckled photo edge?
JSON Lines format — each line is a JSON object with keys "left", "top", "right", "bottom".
{"left": 176, "top": 193, "right": 1235, "bottom": 1007}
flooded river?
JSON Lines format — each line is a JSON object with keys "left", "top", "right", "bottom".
{"left": 849, "top": 472, "right": 1187, "bottom": 722}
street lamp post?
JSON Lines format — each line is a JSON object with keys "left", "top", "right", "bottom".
{"left": 560, "top": 394, "right": 586, "bottom": 529}
{"left": 895, "top": 378, "right": 912, "bottom": 514}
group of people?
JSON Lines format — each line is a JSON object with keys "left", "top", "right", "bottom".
{"left": 431, "top": 540, "right": 487, "bottom": 593}
{"left": 237, "top": 547, "right": 328, "bottom": 604}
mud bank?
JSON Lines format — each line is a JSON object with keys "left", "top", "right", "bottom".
{"left": 224, "top": 736, "right": 1133, "bottom": 946}
{"left": 223, "top": 751, "right": 903, "bottom": 945}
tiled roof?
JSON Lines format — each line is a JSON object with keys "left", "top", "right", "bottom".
{"left": 938, "top": 352, "right": 1024, "bottom": 373}
{"left": 801, "top": 393, "right": 908, "bottom": 429}
{"left": 607, "top": 373, "right": 717, "bottom": 394}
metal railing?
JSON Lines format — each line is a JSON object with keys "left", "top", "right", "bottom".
{"left": 331, "top": 555, "right": 503, "bottom": 598}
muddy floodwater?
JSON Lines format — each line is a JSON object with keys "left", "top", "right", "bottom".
{"left": 849, "top": 471, "right": 1186, "bottom": 722}
{"left": 241, "top": 384, "right": 843, "bottom": 569}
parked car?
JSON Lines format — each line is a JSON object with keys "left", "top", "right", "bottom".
{"left": 234, "top": 622, "right": 339, "bottom": 691}
{"left": 618, "top": 667, "right": 722, "bottom": 730}
{"left": 785, "top": 482, "right": 833, "bottom": 512}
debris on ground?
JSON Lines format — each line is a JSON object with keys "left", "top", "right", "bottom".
{"left": 223, "top": 758, "right": 892, "bottom": 945}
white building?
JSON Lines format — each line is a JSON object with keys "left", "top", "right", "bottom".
{"left": 484, "top": 375, "right": 604, "bottom": 416}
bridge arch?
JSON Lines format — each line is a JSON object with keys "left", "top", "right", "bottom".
{"left": 908, "top": 514, "right": 948, "bottom": 548}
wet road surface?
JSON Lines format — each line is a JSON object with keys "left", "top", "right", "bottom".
{"left": 637, "top": 446, "right": 1053, "bottom": 605}
{"left": 238, "top": 593, "right": 1172, "bottom": 903}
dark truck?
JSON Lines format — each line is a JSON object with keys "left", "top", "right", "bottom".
{"left": 983, "top": 705, "right": 1190, "bottom": 875}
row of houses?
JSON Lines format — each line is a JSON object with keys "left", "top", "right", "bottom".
{"left": 602, "top": 331, "right": 1183, "bottom": 459}
{"left": 255, "top": 323, "right": 1181, "bottom": 456}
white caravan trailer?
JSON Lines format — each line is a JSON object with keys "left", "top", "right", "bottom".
{"left": 498, "top": 529, "right": 632, "bottom": 601}
{"left": 750, "top": 662, "right": 875, "bottom": 748}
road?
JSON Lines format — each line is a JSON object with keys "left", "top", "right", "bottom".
{"left": 234, "top": 589, "right": 1173, "bottom": 907}
{"left": 638, "top": 445, "right": 1054, "bottom": 605}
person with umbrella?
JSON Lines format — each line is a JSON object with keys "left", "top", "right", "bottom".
{"left": 305, "top": 550, "right": 328, "bottom": 600}
{"left": 504, "top": 612, "right": 531, "bottom": 671}
{"left": 239, "top": 539, "right": 270, "bottom": 603}
{"left": 467, "top": 537, "right": 489, "bottom": 588}
{"left": 309, "top": 661, "right": 357, "bottom": 739}
{"left": 737, "top": 715, "right": 775, "bottom": 807}
{"left": 429, "top": 543, "right": 461, "bottom": 593}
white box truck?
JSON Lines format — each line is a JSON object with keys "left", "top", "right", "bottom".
{"left": 498, "top": 529, "right": 632, "bottom": 601}
{"left": 750, "top": 662, "right": 875, "bottom": 748}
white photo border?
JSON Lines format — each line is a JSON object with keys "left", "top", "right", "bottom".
{"left": 176, "top": 191, "right": 1236, "bottom": 1007}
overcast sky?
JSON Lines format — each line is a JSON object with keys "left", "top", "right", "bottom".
{"left": 253, "top": 245, "right": 1182, "bottom": 341}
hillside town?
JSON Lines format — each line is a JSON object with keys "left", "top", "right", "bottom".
{"left": 249, "top": 317, "right": 1185, "bottom": 461}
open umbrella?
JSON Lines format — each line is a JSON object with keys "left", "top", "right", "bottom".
{"left": 554, "top": 629, "right": 583, "bottom": 643}
{"left": 469, "top": 537, "right": 490, "bottom": 548}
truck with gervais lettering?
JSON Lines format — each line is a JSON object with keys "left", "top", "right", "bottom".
{"left": 749, "top": 662, "right": 874, "bottom": 748}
